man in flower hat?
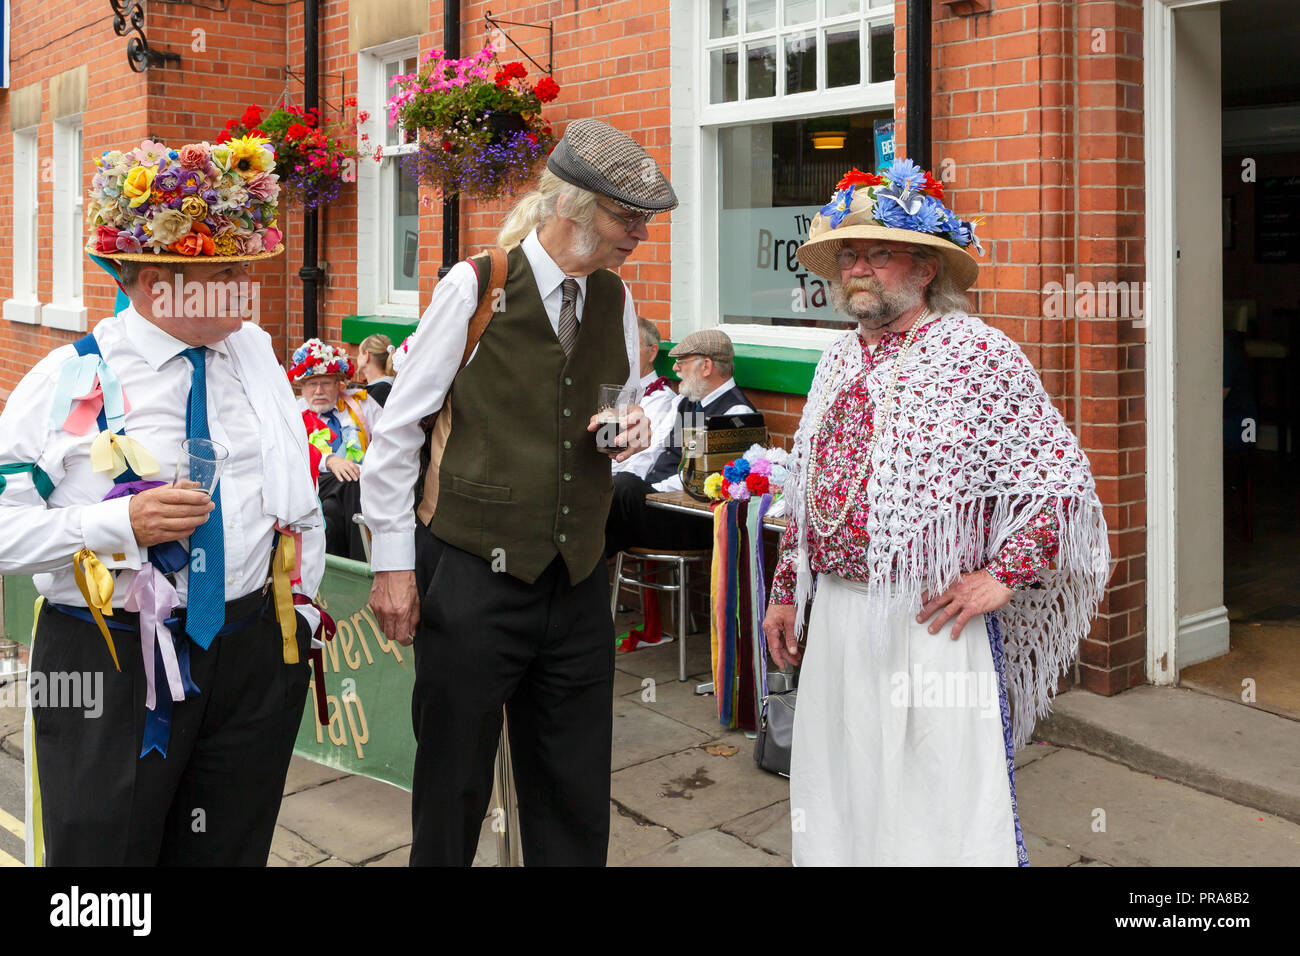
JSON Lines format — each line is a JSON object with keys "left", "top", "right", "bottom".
{"left": 289, "top": 338, "right": 382, "bottom": 559}
{"left": 761, "top": 160, "right": 1111, "bottom": 866}
{"left": 0, "top": 135, "right": 326, "bottom": 866}
{"left": 362, "top": 118, "right": 669, "bottom": 866}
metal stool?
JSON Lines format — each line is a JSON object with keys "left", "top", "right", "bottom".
{"left": 610, "top": 547, "right": 711, "bottom": 682}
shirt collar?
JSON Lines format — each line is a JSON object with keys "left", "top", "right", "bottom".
{"left": 522, "top": 228, "right": 588, "bottom": 304}
{"left": 639, "top": 370, "right": 658, "bottom": 389}
{"left": 699, "top": 377, "right": 738, "bottom": 408}
{"left": 122, "top": 302, "right": 231, "bottom": 371}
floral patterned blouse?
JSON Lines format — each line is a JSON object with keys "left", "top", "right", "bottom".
{"left": 769, "top": 321, "right": 1060, "bottom": 606}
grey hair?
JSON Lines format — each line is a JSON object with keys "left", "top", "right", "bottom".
{"left": 637, "top": 316, "right": 660, "bottom": 349}
{"left": 497, "top": 169, "right": 599, "bottom": 249}
{"left": 709, "top": 353, "right": 735, "bottom": 379}
{"left": 911, "top": 247, "right": 970, "bottom": 315}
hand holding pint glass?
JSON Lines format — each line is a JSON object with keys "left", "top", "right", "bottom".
{"left": 588, "top": 385, "right": 651, "bottom": 462}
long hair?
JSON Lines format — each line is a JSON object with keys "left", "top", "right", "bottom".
{"left": 358, "top": 332, "right": 394, "bottom": 377}
{"left": 913, "top": 247, "right": 971, "bottom": 315}
{"left": 497, "top": 170, "right": 599, "bottom": 249}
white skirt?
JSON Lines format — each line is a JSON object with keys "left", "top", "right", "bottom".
{"left": 789, "top": 575, "right": 1026, "bottom": 866}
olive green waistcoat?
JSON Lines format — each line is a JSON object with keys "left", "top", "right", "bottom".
{"left": 425, "top": 244, "right": 630, "bottom": 584}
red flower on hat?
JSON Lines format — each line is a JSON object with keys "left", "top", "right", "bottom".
{"left": 836, "top": 168, "right": 885, "bottom": 191}
{"left": 922, "top": 170, "right": 945, "bottom": 199}
{"left": 534, "top": 77, "right": 560, "bottom": 103}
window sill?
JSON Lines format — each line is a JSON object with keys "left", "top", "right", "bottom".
{"left": 655, "top": 340, "right": 822, "bottom": 396}
{"left": 342, "top": 314, "right": 420, "bottom": 345}
{"left": 42, "top": 302, "right": 89, "bottom": 333}
{"left": 3, "top": 299, "right": 43, "bottom": 325}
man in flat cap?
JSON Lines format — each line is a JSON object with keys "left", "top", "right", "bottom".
{"left": 362, "top": 119, "right": 671, "bottom": 866}
{"left": 605, "top": 327, "right": 754, "bottom": 556}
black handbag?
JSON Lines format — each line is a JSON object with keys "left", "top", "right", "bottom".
{"left": 754, "top": 669, "right": 796, "bottom": 777}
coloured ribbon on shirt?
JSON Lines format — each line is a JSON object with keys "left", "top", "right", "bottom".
{"left": 0, "top": 462, "right": 54, "bottom": 500}
{"left": 49, "top": 354, "right": 130, "bottom": 436}
{"left": 272, "top": 531, "right": 299, "bottom": 664}
{"left": 122, "top": 565, "right": 185, "bottom": 711}
{"left": 294, "top": 592, "right": 336, "bottom": 726}
{"left": 89, "top": 431, "right": 160, "bottom": 480}
{"left": 71, "top": 548, "right": 121, "bottom": 672}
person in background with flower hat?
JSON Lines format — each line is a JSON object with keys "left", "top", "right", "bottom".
{"left": 289, "top": 339, "right": 382, "bottom": 560}
{"left": 361, "top": 118, "right": 666, "bottom": 867}
{"left": 0, "top": 137, "right": 326, "bottom": 866}
{"left": 761, "top": 161, "right": 1110, "bottom": 866}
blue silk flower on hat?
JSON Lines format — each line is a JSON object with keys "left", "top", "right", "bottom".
{"left": 820, "top": 185, "right": 855, "bottom": 230}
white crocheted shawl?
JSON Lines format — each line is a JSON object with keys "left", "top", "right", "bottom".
{"left": 785, "top": 312, "right": 1111, "bottom": 748}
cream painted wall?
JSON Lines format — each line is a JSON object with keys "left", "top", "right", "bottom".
{"left": 1174, "top": 3, "right": 1229, "bottom": 666}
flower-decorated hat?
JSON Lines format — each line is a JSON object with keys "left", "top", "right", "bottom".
{"left": 85, "top": 137, "right": 284, "bottom": 263}
{"left": 796, "top": 159, "right": 983, "bottom": 291}
{"left": 288, "top": 339, "right": 354, "bottom": 384}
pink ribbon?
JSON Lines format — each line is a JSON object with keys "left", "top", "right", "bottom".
{"left": 122, "top": 565, "right": 184, "bottom": 710}
{"left": 63, "top": 382, "right": 105, "bottom": 436}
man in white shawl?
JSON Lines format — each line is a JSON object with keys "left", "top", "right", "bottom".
{"left": 762, "top": 161, "right": 1110, "bottom": 866}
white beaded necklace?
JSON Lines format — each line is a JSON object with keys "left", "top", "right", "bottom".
{"left": 807, "top": 309, "right": 931, "bottom": 538}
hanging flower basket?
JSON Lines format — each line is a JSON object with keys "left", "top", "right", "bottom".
{"left": 217, "top": 100, "right": 365, "bottom": 211}
{"left": 386, "top": 45, "right": 560, "bottom": 202}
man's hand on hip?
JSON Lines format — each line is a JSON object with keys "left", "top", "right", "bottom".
{"left": 918, "top": 570, "right": 1014, "bottom": 641}
{"left": 130, "top": 481, "right": 214, "bottom": 547}
{"left": 325, "top": 455, "right": 361, "bottom": 482}
{"left": 762, "top": 603, "right": 802, "bottom": 670}
{"left": 370, "top": 569, "right": 419, "bottom": 646}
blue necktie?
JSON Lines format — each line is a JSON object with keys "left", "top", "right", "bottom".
{"left": 325, "top": 410, "right": 344, "bottom": 454}
{"left": 183, "top": 347, "right": 225, "bottom": 648}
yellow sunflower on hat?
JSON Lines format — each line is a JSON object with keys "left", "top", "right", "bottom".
{"left": 226, "top": 133, "right": 275, "bottom": 179}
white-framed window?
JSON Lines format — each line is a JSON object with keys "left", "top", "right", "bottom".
{"left": 47, "top": 117, "right": 88, "bottom": 331}
{"left": 3, "top": 126, "right": 43, "bottom": 325}
{"left": 357, "top": 39, "right": 422, "bottom": 319}
{"left": 672, "top": 0, "right": 896, "bottom": 350}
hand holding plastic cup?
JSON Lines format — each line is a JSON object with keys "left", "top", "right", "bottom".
{"left": 174, "top": 438, "right": 229, "bottom": 497}
{"left": 595, "top": 383, "right": 636, "bottom": 454}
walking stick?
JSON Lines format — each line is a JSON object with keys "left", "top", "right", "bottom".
{"left": 491, "top": 712, "right": 522, "bottom": 867}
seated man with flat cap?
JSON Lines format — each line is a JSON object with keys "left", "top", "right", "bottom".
{"left": 605, "top": 327, "right": 754, "bottom": 556}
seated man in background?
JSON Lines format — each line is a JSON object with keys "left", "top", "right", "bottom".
{"left": 606, "top": 328, "right": 753, "bottom": 555}
{"left": 612, "top": 316, "right": 680, "bottom": 480}
{"left": 290, "top": 339, "right": 382, "bottom": 560}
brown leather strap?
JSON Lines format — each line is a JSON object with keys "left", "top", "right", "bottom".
{"left": 461, "top": 245, "right": 508, "bottom": 369}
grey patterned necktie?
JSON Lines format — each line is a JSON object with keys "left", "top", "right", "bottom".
{"left": 558, "top": 278, "right": 580, "bottom": 356}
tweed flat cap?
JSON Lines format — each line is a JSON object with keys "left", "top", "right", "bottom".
{"left": 668, "top": 328, "right": 734, "bottom": 362}
{"left": 547, "top": 119, "right": 678, "bottom": 214}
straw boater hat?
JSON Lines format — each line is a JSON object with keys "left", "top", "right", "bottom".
{"left": 796, "top": 160, "right": 983, "bottom": 291}
{"left": 287, "top": 339, "right": 354, "bottom": 386}
{"left": 85, "top": 136, "right": 285, "bottom": 266}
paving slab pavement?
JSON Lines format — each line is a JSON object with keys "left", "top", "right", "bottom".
{"left": 612, "top": 695, "right": 711, "bottom": 771}
{"left": 623, "top": 828, "right": 789, "bottom": 867}
{"left": 276, "top": 773, "right": 412, "bottom": 865}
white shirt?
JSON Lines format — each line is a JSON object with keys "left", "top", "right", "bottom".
{"left": 612, "top": 370, "right": 679, "bottom": 479}
{"left": 0, "top": 306, "right": 325, "bottom": 613}
{"left": 651, "top": 377, "right": 753, "bottom": 493}
{"left": 362, "top": 228, "right": 641, "bottom": 572}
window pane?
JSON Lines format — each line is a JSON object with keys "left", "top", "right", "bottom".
{"left": 385, "top": 61, "right": 402, "bottom": 146}
{"left": 869, "top": 21, "right": 893, "bottom": 84}
{"left": 746, "top": 0, "right": 775, "bottom": 32}
{"left": 785, "top": 31, "right": 816, "bottom": 94}
{"left": 710, "top": 47, "right": 740, "bottom": 103}
{"left": 826, "top": 26, "right": 861, "bottom": 88}
{"left": 746, "top": 41, "right": 777, "bottom": 98}
{"left": 826, "top": 0, "right": 861, "bottom": 14}
{"left": 709, "top": 0, "right": 738, "bottom": 38}
{"left": 783, "top": 0, "right": 815, "bottom": 26}
{"left": 718, "top": 114, "right": 886, "bottom": 329}
{"left": 392, "top": 162, "right": 420, "bottom": 293}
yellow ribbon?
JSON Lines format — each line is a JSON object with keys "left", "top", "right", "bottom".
{"left": 89, "top": 431, "right": 160, "bottom": 479}
{"left": 71, "top": 548, "right": 121, "bottom": 672}
{"left": 340, "top": 397, "right": 370, "bottom": 453}
{"left": 272, "top": 532, "right": 298, "bottom": 664}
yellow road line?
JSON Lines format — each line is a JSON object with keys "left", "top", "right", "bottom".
{"left": 0, "top": 846, "right": 21, "bottom": 867}
{"left": 0, "top": 807, "right": 24, "bottom": 840}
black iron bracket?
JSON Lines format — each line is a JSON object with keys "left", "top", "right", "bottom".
{"left": 484, "top": 9, "right": 553, "bottom": 75}
{"left": 110, "top": 0, "right": 182, "bottom": 73}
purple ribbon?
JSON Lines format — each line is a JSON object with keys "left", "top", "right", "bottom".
{"left": 102, "top": 478, "right": 167, "bottom": 500}
{"left": 123, "top": 565, "right": 184, "bottom": 710}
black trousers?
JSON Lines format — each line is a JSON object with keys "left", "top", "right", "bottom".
{"left": 604, "top": 472, "right": 714, "bottom": 558}
{"left": 410, "top": 524, "right": 615, "bottom": 866}
{"left": 30, "top": 593, "right": 311, "bottom": 866}
{"left": 318, "top": 471, "right": 367, "bottom": 560}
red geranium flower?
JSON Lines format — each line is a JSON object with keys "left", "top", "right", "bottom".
{"left": 286, "top": 122, "right": 312, "bottom": 140}
{"left": 533, "top": 77, "right": 560, "bottom": 103}
{"left": 241, "top": 105, "right": 263, "bottom": 127}
{"left": 216, "top": 129, "right": 232, "bottom": 144}
{"left": 503, "top": 61, "right": 528, "bottom": 79}
{"left": 836, "top": 168, "right": 885, "bottom": 191}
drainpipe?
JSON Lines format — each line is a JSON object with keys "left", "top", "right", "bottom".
{"left": 905, "top": 0, "right": 932, "bottom": 169}
{"left": 439, "top": 0, "right": 461, "bottom": 278}
{"left": 300, "top": 0, "right": 324, "bottom": 339}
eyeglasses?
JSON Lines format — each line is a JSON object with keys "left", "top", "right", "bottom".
{"left": 836, "top": 247, "right": 917, "bottom": 271}
{"left": 672, "top": 354, "right": 705, "bottom": 366}
{"left": 597, "top": 202, "right": 656, "bottom": 234}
